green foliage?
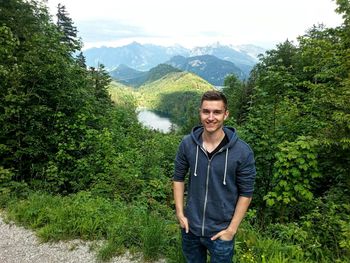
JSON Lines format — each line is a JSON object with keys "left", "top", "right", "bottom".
{"left": 0, "top": 0, "right": 116, "bottom": 193}
{"left": 223, "top": 74, "right": 252, "bottom": 125}
{"left": 299, "top": 197, "right": 350, "bottom": 261}
{"left": 264, "top": 136, "right": 320, "bottom": 219}
{"left": 108, "top": 81, "right": 138, "bottom": 108}
{"left": 235, "top": 222, "right": 308, "bottom": 263}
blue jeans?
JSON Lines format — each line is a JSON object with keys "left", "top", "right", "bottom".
{"left": 181, "top": 229, "right": 234, "bottom": 263}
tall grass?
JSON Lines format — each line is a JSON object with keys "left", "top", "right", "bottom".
{"left": 234, "top": 222, "right": 311, "bottom": 263}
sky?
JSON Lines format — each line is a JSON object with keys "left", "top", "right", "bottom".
{"left": 45, "top": 0, "right": 343, "bottom": 50}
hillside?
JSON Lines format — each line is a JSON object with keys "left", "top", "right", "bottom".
{"left": 108, "top": 81, "right": 138, "bottom": 107}
{"left": 138, "top": 71, "right": 213, "bottom": 108}
{"left": 110, "top": 64, "right": 182, "bottom": 88}
{"left": 165, "top": 54, "right": 245, "bottom": 85}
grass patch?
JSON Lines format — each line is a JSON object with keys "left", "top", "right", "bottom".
{"left": 4, "top": 191, "right": 178, "bottom": 261}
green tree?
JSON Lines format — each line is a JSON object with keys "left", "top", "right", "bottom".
{"left": 223, "top": 74, "right": 252, "bottom": 125}
{"left": 56, "top": 3, "right": 81, "bottom": 51}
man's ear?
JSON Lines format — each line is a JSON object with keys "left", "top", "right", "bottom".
{"left": 224, "top": 110, "right": 229, "bottom": 120}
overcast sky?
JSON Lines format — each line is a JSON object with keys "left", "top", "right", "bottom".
{"left": 45, "top": 0, "right": 343, "bottom": 50}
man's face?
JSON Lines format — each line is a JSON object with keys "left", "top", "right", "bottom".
{"left": 199, "top": 100, "right": 229, "bottom": 134}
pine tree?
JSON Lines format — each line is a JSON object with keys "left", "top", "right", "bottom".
{"left": 76, "top": 51, "right": 87, "bottom": 68}
{"left": 56, "top": 4, "right": 80, "bottom": 51}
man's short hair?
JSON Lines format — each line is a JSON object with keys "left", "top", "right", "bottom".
{"left": 200, "top": 90, "right": 228, "bottom": 110}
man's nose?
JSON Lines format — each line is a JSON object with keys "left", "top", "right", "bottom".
{"left": 208, "top": 113, "right": 214, "bottom": 120}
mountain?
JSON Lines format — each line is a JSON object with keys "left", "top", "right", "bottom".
{"left": 109, "top": 64, "right": 148, "bottom": 87}
{"left": 83, "top": 42, "right": 266, "bottom": 74}
{"left": 84, "top": 42, "right": 189, "bottom": 71}
{"left": 190, "top": 43, "right": 259, "bottom": 76}
{"left": 110, "top": 63, "right": 182, "bottom": 87}
{"left": 165, "top": 55, "right": 245, "bottom": 86}
{"left": 236, "top": 44, "right": 267, "bottom": 59}
{"left": 110, "top": 64, "right": 146, "bottom": 82}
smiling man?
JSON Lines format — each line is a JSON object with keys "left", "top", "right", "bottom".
{"left": 173, "top": 90, "right": 256, "bottom": 263}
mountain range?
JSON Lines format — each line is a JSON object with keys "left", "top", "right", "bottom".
{"left": 84, "top": 42, "right": 266, "bottom": 86}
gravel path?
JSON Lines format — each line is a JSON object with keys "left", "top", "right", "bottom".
{"left": 0, "top": 214, "right": 165, "bottom": 263}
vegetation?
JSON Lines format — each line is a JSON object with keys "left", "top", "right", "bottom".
{"left": 0, "top": 0, "right": 349, "bottom": 262}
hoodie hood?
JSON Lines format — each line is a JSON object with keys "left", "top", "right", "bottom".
{"left": 190, "top": 125, "right": 238, "bottom": 149}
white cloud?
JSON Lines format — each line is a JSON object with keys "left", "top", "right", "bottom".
{"left": 46, "top": 0, "right": 343, "bottom": 49}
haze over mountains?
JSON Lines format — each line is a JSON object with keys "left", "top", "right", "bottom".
{"left": 84, "top": 42, "right": 266, "bottom": 86}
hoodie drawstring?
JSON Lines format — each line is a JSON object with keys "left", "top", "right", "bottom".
{"left": 223, "top": 148, "right": 229, "bottom": 185}
{"left": 194, "top": 145, "right": 199, "bottom": 176}
{"left": 194, "top": 144, "right": 229, "bottom": 185}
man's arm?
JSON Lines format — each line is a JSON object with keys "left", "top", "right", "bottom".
{"left": 173, "top": 181, "right": 189, "bottom": 233}
{"left": 211, "top": 196, "right": 252, "bottom": 240}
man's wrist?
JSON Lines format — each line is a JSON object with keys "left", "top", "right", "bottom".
{"left": 226, "top": 226, "right": 237, "bottom": 235}
{"left": 176, "top": 211, "right": 185, "bottom": 218}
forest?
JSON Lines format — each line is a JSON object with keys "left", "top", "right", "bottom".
{"left": 0, "top": 0, "right": 349, "bottom": 262}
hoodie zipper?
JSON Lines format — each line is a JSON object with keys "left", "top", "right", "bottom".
{"left": 202, "top": 158, "right": 211, "bottom": 236}
{"left": 200, "top": 147, "right": 225, "bottom": 236}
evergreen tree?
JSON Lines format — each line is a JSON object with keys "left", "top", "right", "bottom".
{"left": 56, "top": 3, "right": 80, "bottom": 51}
{"left": 76, "top": 51, "right": 87, "bottom": 68}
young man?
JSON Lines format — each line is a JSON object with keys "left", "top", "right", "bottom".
{"left": 173, "top": 90, "right": 256, "bottom": 263}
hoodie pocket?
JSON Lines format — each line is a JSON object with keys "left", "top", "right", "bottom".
{"left": 185, "top": 197, "right": 202, "bottom": 227}
{"left": 205, "top": 200, "right": 233, "bottom": 223}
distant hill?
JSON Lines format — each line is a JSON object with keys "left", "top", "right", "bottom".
{"left": 165, "top": 55, "right": 245, "bottom": 86}
{"left": 138, "top": 71, "right": 213, "bottom": 109}
{"left": 110, "top": 64, "right": 182, "bottom": 87}
{"left": 146, "top": 64, "right": 182, "bottom": 84}
{"left": 83, "top": 42, "right": 265, "bottom": 75}
{"left": 109, "top": 64, "right": 147, "bottom": 87}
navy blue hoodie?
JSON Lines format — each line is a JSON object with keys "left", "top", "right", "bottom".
{"left": 173, "top": 126, "right": 256, "bottom": 237}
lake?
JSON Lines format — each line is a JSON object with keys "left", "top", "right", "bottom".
{"left": 137, "top": 109, "right": 175, "bottom": 133}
